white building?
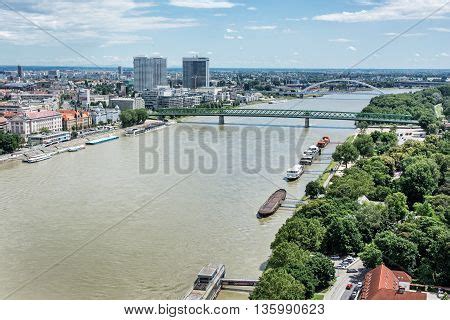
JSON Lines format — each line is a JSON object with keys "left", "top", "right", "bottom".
{"left": 79, "top": 89, "right": 90, "bottom": 108}
{"left": 109, "top": 97, "right": 145, "bottom": 110}
{"left": 8, "top": 110, "right": 62, "bottom": 136}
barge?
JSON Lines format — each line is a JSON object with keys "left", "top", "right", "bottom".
{"left": 86, "top": 136, "right": 119, "bottom": 145}
{"left": 258, "top": 189, "right": 287, "bottom": 218}
{"left": 317, "top": 136, "right": 330, "bottom": 148}
{"left": 184, "top": 264, "right": 226, "bottom": 300}
{"left": 299, "top": 145, "right": 320, "bottom": 165}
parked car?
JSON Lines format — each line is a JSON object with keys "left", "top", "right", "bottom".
{"left": 330, "top": 255, "right": 340, "bottom": 260}
{"left": 346, "top": 283, "right": 353, "bottom": 290}
{"left": 347, "top": 268, "right": 358, "bottom": 273}
{"left": 350, "top": 290, "right": 358, "bottom": 299}
{"left": 357, "top": 281, "right": 363, "bottom": 288}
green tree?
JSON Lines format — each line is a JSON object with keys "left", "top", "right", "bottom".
{"left": 359, "top": 243, "right": 383, "bottom": 269}
{"left": 385, "top": 192, "right": 409, "bottom": 222}
{"left": 267, "top": 242, "right": 309, "bottom": 269}
{"left": 399, "top": 158, "right": 440, "bottom": 204}
{"left": 135, "top": 108, "right": 148, "bottom": 123}
{"left": 322, "top": 215, "right": 363, "bottom": 255}
{"left": 271, "top": 218, "right": 325, "bottom": 252}
{"left": 353, "top": 134, "right": 375, "bottom": 158}
{"left": 355, "top": 203, "right": 389, "bottom": 243}
{"left": 327, "top": 168, "right": 375, "bottom": 200}
{"left": 373, "top": 231, "right": 419, "bottom": 273}
{"left": 332, "top": 142, "right": 359, "bottom": 168}
{"left": 306, "top": 253, "right": 335, "bottom": 291}
{"left": 0, "top": 131, "right": 22, "bottom": 154}
{"left": 249, "top": 268, "right": 306, "bottom": 300}
{"left": 305, "top": 180, "right": 325, "bottom": 199}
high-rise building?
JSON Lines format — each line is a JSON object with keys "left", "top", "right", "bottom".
{"left": 118, "top": 66, "right": 122, "bottom": 77}
{"left": 17, "top": 65, "right": 23, "bottom": 78}
{"left": 133, "top": 56, "right": 167, "bottom": 92}
{"left": 182, "top": 57, "right": 210, "bottom": 89}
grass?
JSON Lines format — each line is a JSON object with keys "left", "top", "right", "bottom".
{"left": 312, "top": 293, "right": 325, "bottom": 300}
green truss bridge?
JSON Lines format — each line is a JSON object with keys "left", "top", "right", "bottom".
{"left": 152, "top": 108, "right": 419, "bottom": 128}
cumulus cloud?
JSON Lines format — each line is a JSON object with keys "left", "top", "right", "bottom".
{"left": 347, "top": 46, "right": 357, "bottom": 51}
{"left": 169, "top": 0, "right": 236, "bottom": 9}
{"left": 429, "top": 27, "right": 450, "bottom": 32}
{"left": 313, "top": 0, "right": 450, "bottom": 22}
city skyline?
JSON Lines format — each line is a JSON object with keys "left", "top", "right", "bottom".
{"left": 0, "top": 1, "right": 449, "bottom": 69}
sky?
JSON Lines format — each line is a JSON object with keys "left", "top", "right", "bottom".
{"left": 0, "top": 0, "right": 449, "bottom": 68}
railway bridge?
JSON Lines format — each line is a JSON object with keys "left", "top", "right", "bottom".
{"left": 152, "top": 108, "right": 419, "bottom": 128}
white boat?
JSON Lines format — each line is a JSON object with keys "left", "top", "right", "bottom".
{"left": 23, "top": 153, "right": 52, "bottom": 163}
{"left": 184, "top": 264, "right": 226, "bottom": 300}
{"left": 286, "top": 164, "right": 304, "bottom": 181}
{"left": 299, "top": 145, "right": 321, "bottom": 165}
{"left": 68, "top": 145, "right": 86, "bottom": 152}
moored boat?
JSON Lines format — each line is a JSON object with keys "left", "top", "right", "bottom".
{"left": 286, "top": 164, "right": 304, "bottom": 181}
{"left": 68, "top": 145, "right": 86, "bottom": 152}
{"left": 23, "top": 153, "right": 52, "bottom": 163}
{"left": 299, "top": 145, "right": 320, "bottom": 165}
{"left": 317, "top": 136, "right": 331, "bottom": 148}
{"left": 184, "top": 264, "right": 226, "bottom": 300}
{"left": 86, "top": 136, "right": 119, "bottom": 145}
{"left": 258, "top": 189, "right": 287, "bottom": 218}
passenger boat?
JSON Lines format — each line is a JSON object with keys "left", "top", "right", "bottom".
{"left": 184, "top": 264, "right": 226, "bottom": 300}
{"left": 68, "top": 145, "right": 85, "bottom": 152}
{"left": 286, "top": 164, "right": 304, "bottom": 181}
{"left": 86, "top": 136, "right": 119, "bottom": 145}
{"left": 317, "top": 136, "right": 331, "bottom": 148}
{"left": 258, "top": 189, "right": 287, "bottom": 218}
{"left": 299, "top": 145, "right": 320, "bottom": 165}
{"left": 23, "top": 153, "right": 52, "bottom": 163}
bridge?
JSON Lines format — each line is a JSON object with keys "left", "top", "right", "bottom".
{"left": 300, "top": 79, "right": 385, "bottom": 95}
{"left": 153, "top": 108, "right": 419, "bottom": 128}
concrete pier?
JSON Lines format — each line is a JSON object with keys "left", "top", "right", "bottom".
{"left": 219, "top": 115, "right": 225, "bottom": 125}
{"left": 305, "top": 117, "right": 310, "bottom": 128}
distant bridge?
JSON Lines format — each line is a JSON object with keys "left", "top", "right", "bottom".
{"left": 153, "top": 108, "right": 419, "bottom": 127}
{"left": 301, "top": 79, "right": 385, "bottom": 95}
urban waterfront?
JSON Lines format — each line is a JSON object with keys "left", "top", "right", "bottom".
{"left": 0, "top": 90, "right": 411, "bottom": 299}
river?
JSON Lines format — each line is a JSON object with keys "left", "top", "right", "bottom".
{"left": 0, "top": 90, "right": 410, "bottom": 299}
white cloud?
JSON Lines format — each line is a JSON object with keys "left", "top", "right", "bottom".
{"left": 436, "top": 52, "right": 449, "bottom": 57}
{"left": 347, "top": 46, "right": 357, "bottom": 51}
{"left": 245, "top": 25, "right": 277, "bottom": 30}
{"left": 429, "top": 27, "right": 450, "bottom": 32}
{"left": 313, "top": 0, "right": 450, "bottom": 22}
{"left": 383, "top": 32, "right": 427, "bottom": 37}
{"left": 285, "top": 17, "right": 308, "bottom": 21}
{"left": 213, "top": 13, "right": 227, "bottom": 16}
{"left": 329, "top": 38, "right": 353, "bottom": 42}
{"left": 247, "top": 6, "right": 257, "bottom": 11}
{"left": 415, "top": 53, "right": 421, "bottom": 57}
{"left": 0, "top": 0, "right": 198, "bottom": 47}
{"left": 169, "top": 0, "right": 236, "bottom": 9}
{"left": 226, "top": 28, "right": 237, "bottom": 33}
{"left": 224, "top": 34, "right": 243, "bottom": 40}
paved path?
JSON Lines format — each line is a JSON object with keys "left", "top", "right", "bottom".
{"left": 324, "top": 259, "right": 367, "bottom": 300}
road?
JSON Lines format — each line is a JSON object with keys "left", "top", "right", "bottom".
{"left": 324, "top": 258, "right": 368, "bottom": 300}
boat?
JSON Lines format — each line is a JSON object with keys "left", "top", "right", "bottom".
{"left": 317, "top": 136, "right": 331, "bottom": 148}
{"left": 124, "top": 128, "right": 145, "bottom": 136}
{"left": 286, "top": 164, "right": 304, "bottom": 181}
{"left": 86, "top": 136, "right": 119, "bottom": 145}
{"left": 68, "top": 145, "right": 86, "bottom": 152}
{"left": 23, "top": 153, "right": 52, "bottom": 163}
{"left": 184, "top": 264, "right": 226, "bottom": 300}
{"left": 299, "top": 145, "right": 320, "bottom": 165}
{"left": 258, "top": 189, "right": 287, "bottom": 218}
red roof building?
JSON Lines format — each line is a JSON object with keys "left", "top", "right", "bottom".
{"left": 360, "top": 264, "right": 426, "bottom": 300}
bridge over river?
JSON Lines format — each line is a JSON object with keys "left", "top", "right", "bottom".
{"left": 152, "top": 108, "right": 419, "bottom": 128}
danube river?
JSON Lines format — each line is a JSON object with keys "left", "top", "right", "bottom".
{"left": 0, "top": 90, "right": 409, "bottom": 299}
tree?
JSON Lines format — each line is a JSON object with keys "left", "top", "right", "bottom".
{"left": 135, "top": 108, "right": 148, "bottom": 124}
{"left": 332, "top": 142, "right": 359, "bottom": 168}
{"left": 305, "top": 180, "right": 325, "bottom": 199}
{"left": 306, "top": 253, "right": 335, "bottom": 291}
{"left": 0, "top": 131, "right": 22, "bottom": 154}
{"left": 249, "top": 268, "right": 306, "bottom": 300}
{"left": 355, "top": 203, "right": 390, "bottom": 243}
{"left": 373, "top": 231, "right": 419, "bottom": 273}
{"left": 322, "top": 215, "right": 363, "bottom": 255}
{"left": 327, "top": 168, "right": 375, "bottom": 200}
{"left": 385, "top": 192, "right": 409, "bottom": 222}
{"left": 267, "top": 241, "right": 309, "bottom": 269}
{"left": 353, "top": 134, "right": 375, "bottom": 158}
{"left": 40, "top": 127, "right": 50, "bottom": 134}
{"left": 359, "top": 243, "right": 383, "bottom": 269}
{"left": 271, "top": 218, "right": 325, "bottom": 252}
{"left": 399, "top": 158, "right": 440, "bottom": 204}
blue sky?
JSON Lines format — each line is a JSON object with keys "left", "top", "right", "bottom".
{"left": 0, "top": 0, "right": 449, "bottom": 68}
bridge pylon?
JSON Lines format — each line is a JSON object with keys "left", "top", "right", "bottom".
{"left": 219, "top": 115, "right": 225, "bottom": 125}
{"left": 305, "top": 117, "right": 310, "bottom": 128}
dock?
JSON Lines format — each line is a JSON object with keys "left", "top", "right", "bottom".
{"left": 86, "top": 136, "right": 119, "bottom": 145}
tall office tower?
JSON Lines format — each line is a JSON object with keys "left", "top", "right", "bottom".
{"left": 133, "top": 56, "right": 167, "bottom": 92}
{"left": 17, "top": 65, "right": 23, "bottom": 78}
{"left": 118, "top": 66, "right": 122, "bottom": 77}
{"left": 182, "top": 57, "right": 210, "bottom": 89}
